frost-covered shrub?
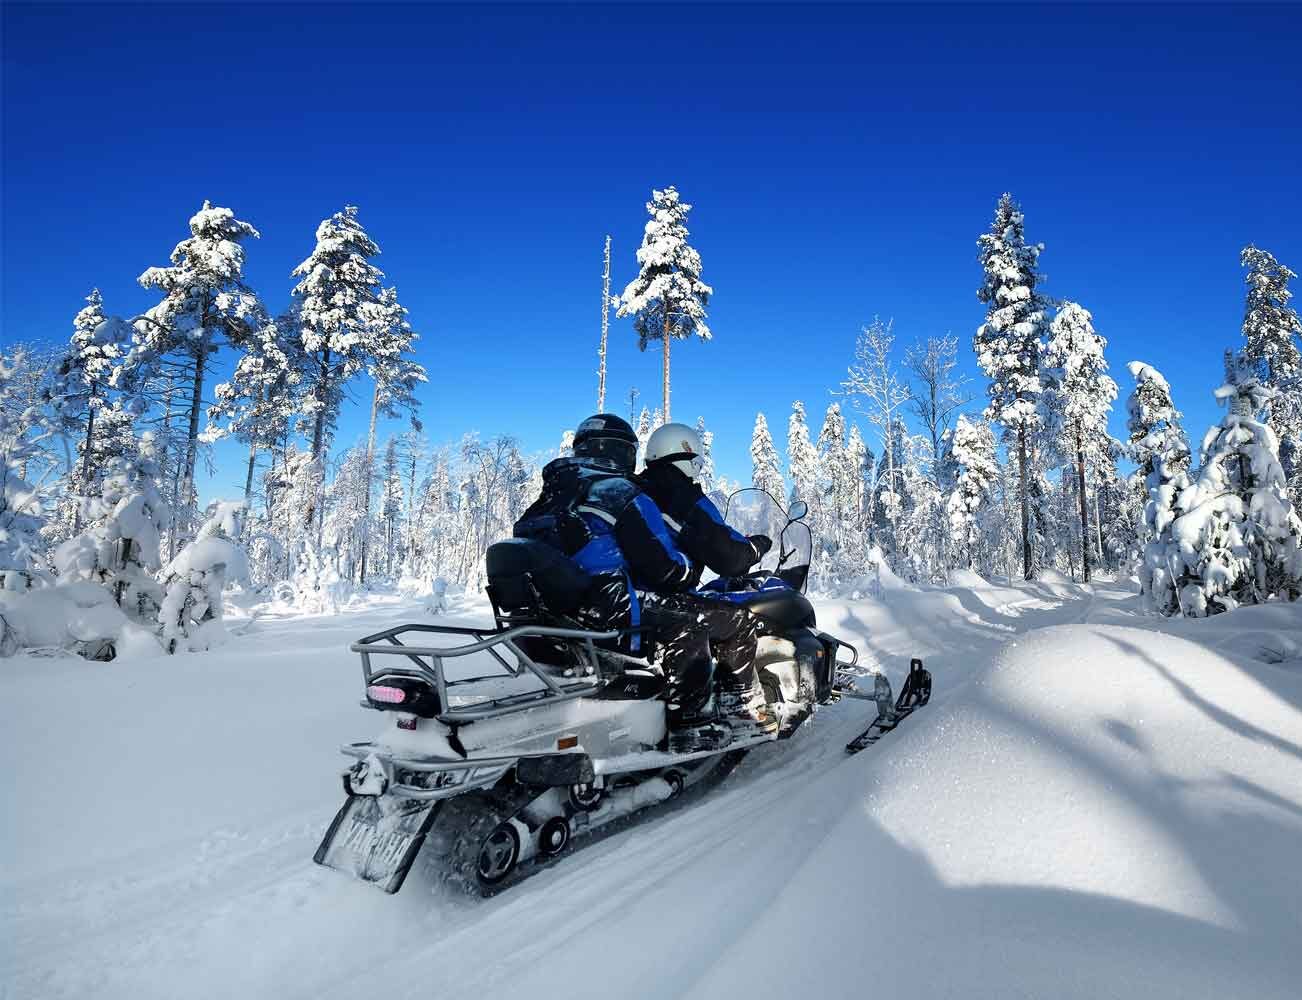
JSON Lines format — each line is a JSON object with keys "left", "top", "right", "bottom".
{"left": 54, "top": 436, "right": 168, "bottom": 623}
{"left": 158, "top": 501, "right": 250, "bottom": 652}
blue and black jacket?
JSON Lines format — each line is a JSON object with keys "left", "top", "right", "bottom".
{"left": 636, "top": 463, "right": 761, "bottom": 588}
{"left": 514, "top": 457, "right": 695, "bottom": 595}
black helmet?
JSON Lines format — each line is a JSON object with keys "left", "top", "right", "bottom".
{"left": 573, "top": 413, "right": 638, "bottom": 474}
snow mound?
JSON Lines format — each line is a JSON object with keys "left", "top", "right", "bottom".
{"left": 690, "top": 615, "right": 1302, "bottom": 1000}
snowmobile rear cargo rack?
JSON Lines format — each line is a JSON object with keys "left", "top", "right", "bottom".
{"left": 350, "top": 622, "right": 626, "bottom": 724}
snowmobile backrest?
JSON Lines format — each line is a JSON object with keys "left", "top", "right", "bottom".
{"left": 486, "top": 538, "right": 593, "bottom": 616}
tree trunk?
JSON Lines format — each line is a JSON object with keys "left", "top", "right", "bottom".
{"left": 661, "top": 294, "right": 671, "bottom": 424}
{"left": 1094, "top": 490, "right": 1105, "bottom": 571}
{"left": 162, "top": 378, "right": 179, "bottom": 562}
{"left": 1076, "top": 438, "right": 1091, "bottom": 583}
{"left": 179, "top": 344, "right": 207, "bottom": 539}
{"left": 311, "top": 350, "right": 330, "bottom": 460}
{"left": 74, "top": 398, "right": 97, "bottom": 533}
{"left": 662, "top": 327, "right": 671, "bottom": 421}
{"left": 243, "top": 441, "right": 257, "bottom": 513}
{"left": 359, "top": 382, "right": 381, "bottom": 585}
{"left": 307, "top": 349, "right": 331, "bottom": 531}
{"left": 1018, "top": 424, "right": 1032, "bottom": 580}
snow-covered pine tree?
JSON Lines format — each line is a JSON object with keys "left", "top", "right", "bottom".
{"left": 786, "top": 401, "right": 819, "bottom": 510}
{"left": 0, "top": 352, "right": 55, "bottom": 592}
{"left": 379, "top": 438, "right": 405, "bottom": 577}
{"left": 1138, "top": 434, "right": 1194, "bottom": 615}
{"left": 158, "top": 500, "right": 249, "bottom": 651}
{"left": 322, "top": 446, "right": 372, "bottom": 583}
{"left": 695, "top": 416, "right": 716, "bottom": 493}
{"left": 1097, "top": 445, "right": 1139, "bottom": 572}
{"left": 275, "top": 448, "right": 328, "bottom": 599}
{"left": 1167, "top": 353, "right": 1302, "bottom": 615}
{"left": 207, "top": 314, "right": 302, "bottom": 504}
{"left": 292, "top": 205, "right": 387, "bottom": 464}
{"left": 1130, "top": 361, "right": 1192, "bottom": 562}
{"left": 872, "top": 416, "right": 910, "bottom": 556}
{"left": 616, "top": 186, "right": 712, "bottom": 420}
{"left": 750, "top": 413, "right": 786, "bottom": 500}
{"left": 945, "top": 415, "right": 998, "bottom": 570}
{"left": 54, "top": 435, "right": 168, "bottom": 622}
{"left": 118, "top": 202, "right": 264, "bottom": 541}
{"left": 1042, "top": 302, "right": 1118, "bottom": 582}
{"left": 974, "top": 193, "right": 1050, "bottom": 580}
{"left": 50, "top": 289, "right": 129, "bottom": 528}
{"left": 1241, "top": 245, "right": 1302, "bottom": 397}
{"left": 357, "top": 286, "right": 426, "bottom": 583}
{"left": 817, "top": 403, "right": 856, "bottom": 544}
{"left": 1240, "top": 245, "right": 1302, "bottom": 506}
{"left": 635, "top": 407, "right": 653, "bottom": 469}
{"left": 846, "top": 424, "right": 868, "bottom": 534}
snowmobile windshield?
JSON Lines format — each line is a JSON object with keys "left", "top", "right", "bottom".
{"left": 721, "top": 488, "right": 813, "bottom": 593}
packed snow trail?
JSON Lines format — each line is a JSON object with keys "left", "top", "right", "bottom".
{"left": 3, "top": 580, "right": 1301, "bottom": 999}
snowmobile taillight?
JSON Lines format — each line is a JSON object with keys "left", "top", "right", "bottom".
{"left": 364, "top": 675, "right": 442, "bottom": 718}
{"left": 367, "top": 684, "right": 407, "bottom": 705}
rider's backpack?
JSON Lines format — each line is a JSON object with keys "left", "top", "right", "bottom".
{"left": 512, "top": 461, "right": 611, "bottom": 557}
{"left": 495, "top": 460, "right": 613, "bottom": 616}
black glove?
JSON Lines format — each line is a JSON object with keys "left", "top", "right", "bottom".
{"left": 748, "top": 534, "right": 773, "bottom": 562}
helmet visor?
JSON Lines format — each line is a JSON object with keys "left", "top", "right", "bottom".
{"left": 576, "top": 435, "right": 637, "bottom": 472}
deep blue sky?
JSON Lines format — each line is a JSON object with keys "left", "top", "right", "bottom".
{"left": 4, "top": 2, "right": 1300, "bottom": 500}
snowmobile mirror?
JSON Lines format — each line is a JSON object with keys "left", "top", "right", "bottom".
{"left": 787, "top": 501, "right": 808, "bottom": 522}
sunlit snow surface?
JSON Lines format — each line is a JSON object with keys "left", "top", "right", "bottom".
{"left": 3, "top": 580, "right": 1300, "bottom": 999}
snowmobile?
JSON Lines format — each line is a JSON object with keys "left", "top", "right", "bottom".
{"left": 314, "top": 489, "right": 931, "bottom": 894}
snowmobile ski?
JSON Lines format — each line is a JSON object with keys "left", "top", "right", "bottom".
{"left": 845, "top": 658, "right": 931, "bottom": 754}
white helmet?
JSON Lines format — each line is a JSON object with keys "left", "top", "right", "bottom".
{"left": 645, "top": 422, "right": 705, "bottom": 480}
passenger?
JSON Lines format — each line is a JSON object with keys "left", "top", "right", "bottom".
{"left": 512, "top": 414, "right": 715, "bottom": 747}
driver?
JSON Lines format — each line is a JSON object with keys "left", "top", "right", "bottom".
{"left": 637, "top": 422, "right": 778, "bottom": 748}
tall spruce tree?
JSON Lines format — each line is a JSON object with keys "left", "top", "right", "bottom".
{"left": 1126, "top": 361, "right": 1188, "bottom": 552}
{"left": 1042, "top": 302, "right": 1117, "bottom": 581}
{"left": 292, "top": 205, "right": 387, "bottom": 462}
{"left": 208, "top": 314, "right": 302, "bottom": 504}
{"left": 616, "top": 186, "right": 712, "bottom": 420}
{"left": 787, "top": 401, "right": 819, "bottom": 508}
{"left": 1240, "top": 245, "right": 1302, "bottom": 506}
{"left": 750, "top": 412, "right": 785, "bottom": 500}
{"left": 119, "top": 202, "right": 263, "bottom": 538}
{"left": 51, "top": 289, "right": 129, "bottom": 524}
{"left": 1241, "top": 245, "right": 1302, "bottom": 392}
{"left": 358, "top": 286, "right": 426, "bottom": 582}
{"left": 975, "top": 193, "right": 1050, "bottom": 579}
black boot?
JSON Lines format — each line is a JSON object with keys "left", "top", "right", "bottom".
{"left": 664, "top": 656, "right": 730, "bottom": 753}
{"left": 665, "top": 698, "right": 732, "bottom": 754}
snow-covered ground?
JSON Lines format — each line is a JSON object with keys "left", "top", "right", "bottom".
{"left": 3, "top": 578, "right": 1301, "bottom": 999}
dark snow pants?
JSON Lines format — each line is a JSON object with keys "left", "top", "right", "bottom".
{"left": 640, "top": 592, "right": 764, "bottom": 719}
{"left": 573, "top": 580, "right": 763, "bottom": 719}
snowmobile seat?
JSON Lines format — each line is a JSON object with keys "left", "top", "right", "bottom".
{"left": 731, "top": 590, "right": 816, "bottom": 630}
{"left": 486, "top": 538, "right": 593, "bottom": 616}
